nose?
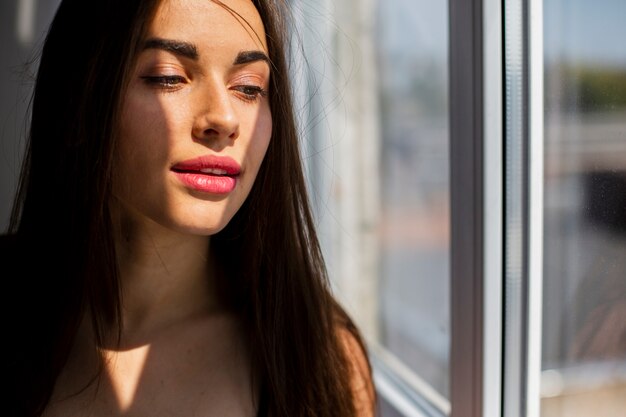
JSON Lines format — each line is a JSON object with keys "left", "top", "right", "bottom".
{"left": 192, "top": 82, "right": 240, "bottom": 142}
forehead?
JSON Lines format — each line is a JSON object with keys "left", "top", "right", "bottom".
{"left": 148, "top": 0, "right": 268, "bottom": 52}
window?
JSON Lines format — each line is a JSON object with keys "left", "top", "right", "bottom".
{"left": 541, "top": 0, "right": 626, "bottom": 415}
{"left": 290, "top": 0, "right": 451, "bottom": 414}
{"left": 294, "top": 0, "right": 626, "bottom": 416}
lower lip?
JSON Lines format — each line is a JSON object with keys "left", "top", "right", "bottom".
{"left": 173, "top": 172, "right": 237, "bottom": 194}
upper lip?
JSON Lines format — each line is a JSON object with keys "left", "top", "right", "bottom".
{"left": 171, "top": 155, "right": 241, "bottom": 176}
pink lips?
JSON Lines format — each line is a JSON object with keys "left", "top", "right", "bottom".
{"left": 171, "top": 155, "right": 241, "bottom": 194}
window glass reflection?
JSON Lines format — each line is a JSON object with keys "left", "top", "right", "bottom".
{"left": 375, "top": 0, "right": 450, "bottom": 398}
{"left": 543, "top": 0, "right": 626, "bottom": 415}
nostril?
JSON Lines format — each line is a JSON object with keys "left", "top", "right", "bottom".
{"left": 193, "top": 106, "right": 240, "bottom": 140}
{"left": 229, "top": 128, "right": 240, "bottom": 140}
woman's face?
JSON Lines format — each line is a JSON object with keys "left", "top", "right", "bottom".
{"left": 114, "top": 0, "right": 272, "bottom": 235}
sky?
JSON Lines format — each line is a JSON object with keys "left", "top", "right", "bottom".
{"left": 544, "top": 0, "right": 626, "bottom": 67}
{"left": 376, "top": 0, "right": 626, "bottom": 68}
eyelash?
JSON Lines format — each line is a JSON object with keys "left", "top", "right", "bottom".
{"left": 141, "top": 75, "right": 187, "bottom": 89}
{"left": 232, "top": 85, "right": 268, "bottom": 102}
{"left": 141, "top": 75, "right": 268, "bottom": 102}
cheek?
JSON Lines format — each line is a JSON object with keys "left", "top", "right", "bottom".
{"left": 248, "top": 109, "right": 273, "bottom": 167}
{"left": 120, "top": 91, "right": 189, "bottom": 162}
{"left": 258, "top": 116, "right": 273, "bottom": 157}
{"left": 115, "top": 94, "right": 175, "bottom": 196}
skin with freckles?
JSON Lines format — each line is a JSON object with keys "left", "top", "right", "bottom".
{"left": 113, "top": 0, "right": 272, "bottom": 237}
{"left": 42, "top": 1, "right": 270, "bottom": 416}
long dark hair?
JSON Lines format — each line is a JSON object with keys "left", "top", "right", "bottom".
{"left": 7, "top": 0, "right": 373, "bottom": 416}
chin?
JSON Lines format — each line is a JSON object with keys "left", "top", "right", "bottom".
{"left": 172, "top": 221, "right": 230, "bottom": 237}
{"left": 165, "top": 205, "right": 239, "bottom": 236}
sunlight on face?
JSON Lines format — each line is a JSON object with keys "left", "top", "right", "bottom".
{"left": 114, "top": 0, "right": 272, "bottom": 237}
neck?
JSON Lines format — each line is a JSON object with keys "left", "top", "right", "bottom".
{"left": 113, "top": 213, "right": 219, "bottom": 345}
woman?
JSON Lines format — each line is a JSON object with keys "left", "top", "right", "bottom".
{"left": 2, "top": 0, "right": 375, "bottom": 416}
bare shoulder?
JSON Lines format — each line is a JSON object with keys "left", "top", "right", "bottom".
{"left": 337, "top": 324, "right": 377, "bottom": 417}
{"left": 44, "top": 313, "right": 257, "bottom": 417}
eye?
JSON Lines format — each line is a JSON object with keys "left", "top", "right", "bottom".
{"left": 141, "top": 75, "right": 187, "bottom": 89}
{"left": 232, "top": 85, "right": 268, "bottom": 102}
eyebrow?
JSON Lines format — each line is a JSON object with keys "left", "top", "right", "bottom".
{"left": 143, "top": 38, "right": 199, "bottom": 60}
{"left": 234, "top": 50, "right": 270, "bottom": 66}
{"left": 142, "top": 38, "right": 269, "bottom": 68}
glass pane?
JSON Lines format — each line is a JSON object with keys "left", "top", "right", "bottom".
{"left": 542, "top": 0, "right": 626, "bottom": 416}
{"left": 375, "top": 0, "right": 450, "bottom": 399}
